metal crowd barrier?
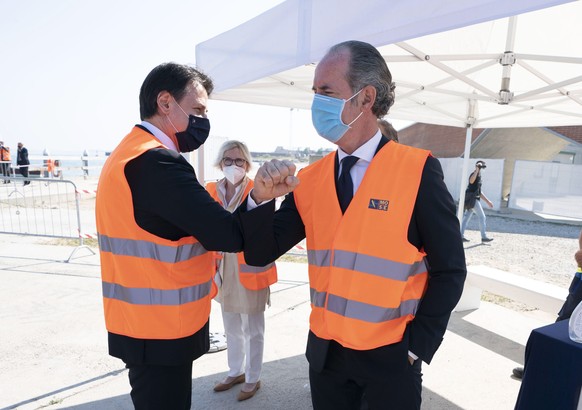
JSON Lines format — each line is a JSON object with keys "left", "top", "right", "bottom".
{"left": 0, "top": 176, "right": 95, "bottom": 262}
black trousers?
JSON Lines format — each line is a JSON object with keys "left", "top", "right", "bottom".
{"left": 309, "top": 343, "right": 423, "bottom": 410}
{"left": 19, "top": 164, "right": 29, "bottom": 179}
{"left": 127, "top": 361, "right": 193, "bottom": 410}
{"left": 1, "top": 163, "right": 9, "bottom": 177}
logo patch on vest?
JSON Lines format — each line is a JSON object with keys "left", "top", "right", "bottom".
{"left": 368, "top": 199, "right": 389, "bottom": 211}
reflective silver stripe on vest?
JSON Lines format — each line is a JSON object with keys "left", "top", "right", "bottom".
{"left": 102, "top": 279, "right": 212, "bottom": 306}
{"left": 307, "top": 248, "right": 426, "bottom": 282}
{"left": 307, "top": 249, "right": 332, "bottom": 267}
{"left": 98, "top": 234, "right": 207, "bottom": 263}
{"left": 240, "top": 262, "right": 274, "bottom": 274}
{"left": 333, "top": 250, "right": 426, "bottom": 281}
{"left": 310, "top": 287, "right": 327, "bottom": 308}
{"left": 326, "top": 293, "right": 419, "bottom": 323}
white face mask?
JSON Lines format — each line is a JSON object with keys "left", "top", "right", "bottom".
{"left": 222, "top": 165, "right": 246, "bottom": 185}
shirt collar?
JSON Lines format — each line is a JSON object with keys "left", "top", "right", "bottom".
{"left": 337, "top": 130, "right": 382, "bottom": 164}
{"left": 140, "top": 121, "right": 178, "bottom": 152}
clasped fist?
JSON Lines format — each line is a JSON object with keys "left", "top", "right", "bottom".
{"left": 251, "top": 159, "right": 299, "bottom": 204}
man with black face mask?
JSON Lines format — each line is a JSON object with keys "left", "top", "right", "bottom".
{"left": 95, "top": 62, "right": 285, "bottom": 409}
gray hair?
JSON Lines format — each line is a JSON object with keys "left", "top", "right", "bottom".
{"left": 213, "top": 140, "right": 253, "bottom": 170}
{"left": 327, "top": 40, "right": 395, "bottom": 118}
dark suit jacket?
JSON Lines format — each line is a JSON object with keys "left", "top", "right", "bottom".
{"left": 17, "top": 147, "right": 29, "bottom": 165}
{"left": 240, "top": 140, "right": 466, "bottom": 374}
{"left": 106, "top": 125, "right": 246, "bottom": 366}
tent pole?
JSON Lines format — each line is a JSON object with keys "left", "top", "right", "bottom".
{"left": 457, "top": 125, "right": 474, "bottom": 222}
{"left": 457, "top": 98, "right": 477, "bottom": 221}
{"left": 189, "top": 146, "right": 205, "bottom": 185}
{"left": 197, "top": 146, "right": 205, "bottom": 184}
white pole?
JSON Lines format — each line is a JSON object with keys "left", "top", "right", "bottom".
{"left": 457, "top": 125, "right": 473, "bottom": 222}
{"left": 188, "top": 146, "right": 205, "bottom": 185}
{"left": 457, "top": 98, "right": 477, "bottom": 221}
{"left": 289, "top": 108, "right": 294, "bottom": 149}
{"left": 197, "top": 146, "right": 205, "bottom": 185}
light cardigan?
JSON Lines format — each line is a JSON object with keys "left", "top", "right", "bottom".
{"left": 214, "top": 176, "right": 270, "bottom": 314}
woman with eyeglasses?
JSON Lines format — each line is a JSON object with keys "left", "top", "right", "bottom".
{"left": 206, "top": 140, "right": 277, "bottom": 402}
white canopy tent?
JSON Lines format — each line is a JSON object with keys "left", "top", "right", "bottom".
{"left": 196, "top": 0, "right": 582, "bottom": 219}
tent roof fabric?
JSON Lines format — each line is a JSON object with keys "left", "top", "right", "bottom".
{"left": 196, "top": 0, "right": 581, "bottom": 128}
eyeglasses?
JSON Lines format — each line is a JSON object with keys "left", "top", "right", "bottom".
{"left": 222, "top": 157, "right": 247, "bottom": 167}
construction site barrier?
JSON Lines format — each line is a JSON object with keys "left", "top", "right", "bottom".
{"left": 0, "top": 176, "right": 95, "bottom": 262}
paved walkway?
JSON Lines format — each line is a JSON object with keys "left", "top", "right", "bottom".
{"left": 0, "top": 235, "right": 556, "bottom": 410}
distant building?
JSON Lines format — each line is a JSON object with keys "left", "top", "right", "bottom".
{"left": 398, "top": 123, "right": 582, "bottom": 197}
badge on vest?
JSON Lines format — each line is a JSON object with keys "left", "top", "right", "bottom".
{"left": 368, "top": 198, "right": 389, "bottom": 211}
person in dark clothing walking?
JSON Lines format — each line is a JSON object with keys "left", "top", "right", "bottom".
{"left": 17, "top": 142, "right": 30, "bottom": 185}
{"left": 461, "top": 160, "right": 494, "bottom": 242}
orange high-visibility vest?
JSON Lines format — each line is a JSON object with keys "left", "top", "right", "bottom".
{"left": 207, "top": 179, "right": 277, "bottom": 290}
{"left": 96, "top": 126, "right": 216, "bottom": 340}
{"left": 293, "top": 142, "right": 430, "bottom": 350}
{"left": 0, "top": 146, "right": 10, "bottom": 161}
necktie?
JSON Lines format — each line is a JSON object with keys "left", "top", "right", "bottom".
{"left": 337, "top": 155, "right": 359, "bottom": 213}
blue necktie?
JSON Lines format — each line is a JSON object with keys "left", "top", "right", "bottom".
{"left": 337, "top": 155, "right": 359, "bottom": 213}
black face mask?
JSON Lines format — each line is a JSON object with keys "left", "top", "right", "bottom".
{"left": 175, "top": 115, "right": 211, "bottom": 152}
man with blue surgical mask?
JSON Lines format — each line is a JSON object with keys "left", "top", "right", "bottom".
{"left": 242, "top": 40, "right": 466, "bottom": 410}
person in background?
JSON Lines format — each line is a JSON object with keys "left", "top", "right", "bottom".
{"left": 461, "top": 160, "right": 494, "bottom": 243}
{"left": 46, "top": 158, "right": 55, "bottom": 178}
{"left": 206, "top": 140, "right": 277, "bottom": 402}
{"left": 52, "top": 159, "right": 63, "bottom": 179}
{"left": 0, "top": 141, "right": 11, "bottom": 182}
{"left": 42, "top": 149, "right": 50, "bottom": 178}
{"left": 17, "top": 142, "right": 30, "bottom": 185}
{"left": 377, "top": 118, "right": 398, "bottom": 142}
{"left": 95, "top": 62, "right": 283, "bottom": 409}
{"left": 82, "top": 149, "right": 89, "bottom": 178}
{"left": 513, "top": 228, "right": 582, "bottom": 379}
{"left": 242, "top": 40, "right": 466, "bottom": 410}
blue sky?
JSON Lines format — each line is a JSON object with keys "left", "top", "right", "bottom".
{"left": 0, "top": 0, "right": 409, "bottom": 155}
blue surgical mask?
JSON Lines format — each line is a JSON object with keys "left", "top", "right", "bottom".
{"left": 311, "top": 89, "right": 363, "bottom": 143}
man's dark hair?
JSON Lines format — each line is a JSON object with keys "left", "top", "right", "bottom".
{"left": 328, "top": 40, "right": 395, "bottom": 118}
{"left": 139, "top": 63, "right": 214, "bottom": 120}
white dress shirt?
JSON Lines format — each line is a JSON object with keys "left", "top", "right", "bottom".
{"left": 140, "top": 121, "right": 177, "bottom": 152}
{"left": 336, "top": 131, "right": 382, "bottom": 194}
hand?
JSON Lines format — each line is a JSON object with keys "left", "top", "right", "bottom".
{"left": 251, "top": 159, "right": 299, "bottom": 204}
{"left": 487, "top": 199, "right": 494, "bottom": 208}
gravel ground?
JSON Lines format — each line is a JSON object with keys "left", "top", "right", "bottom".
{"left": 462, "top": 212, "right": 581, "bottom": 290}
